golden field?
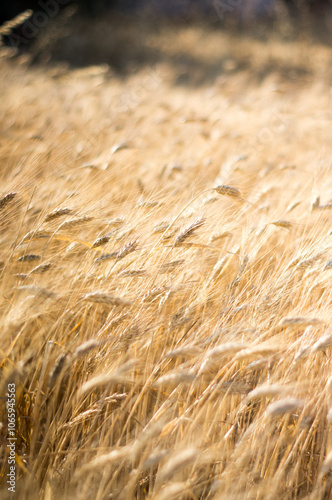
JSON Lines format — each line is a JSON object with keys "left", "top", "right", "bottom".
{"left": 1, "top": 13, "right": 332, "bottom": 499}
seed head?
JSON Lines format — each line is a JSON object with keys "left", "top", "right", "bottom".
{"left": 91, "top": 235, "right": 110, "bottom": 248}
{"left": 18, "top": 254, "right": 41, "bottom": 262}
{"left": 174, "top": 218, "right": 205, "bottom": 246}
{"left": 266, "top": 398, "right": 304, "bottom": 417}
{"left": 94, "top": 252, "right": 118, "bottom": 263}
{"left": 117, "top": 240, "right": 139, "bottom": 260}
{"left": 0, "top": 192, "right": 17, "bottom": 211}
{"left": 82, "top": 291, "right": 131, "bottom": 307}
{"left": 271, "top": 220, "right": 293, "bottom": 230}
{"left": 214, "top": 185, "right": 242, "bottom": 198}
{"left": 44, "top": 207, "right": 73, "bottom": 222}
{"left": 58, "top": 216, "right": 93, "bottom": 230}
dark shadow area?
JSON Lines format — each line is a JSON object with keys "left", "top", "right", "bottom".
{"left": 1, "top": 1, "right": 332, "bottom": 88}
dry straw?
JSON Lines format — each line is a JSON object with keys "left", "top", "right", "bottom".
{"left": 321, "top": 450, "right": 332, "bottom": 476}
{"left": 3, "top": 20, "right": 332, "bottom": 500}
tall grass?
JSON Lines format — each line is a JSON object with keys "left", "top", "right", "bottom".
{"left": 1, "top": 15, "right": 332, "bottom": 500}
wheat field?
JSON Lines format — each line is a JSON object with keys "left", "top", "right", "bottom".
{"left": 1, "top": 14, "right": 332, "bottom": 500}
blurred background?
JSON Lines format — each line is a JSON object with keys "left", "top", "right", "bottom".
{"left": 1, "top": 1, "right": 332, "bottom": 70}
